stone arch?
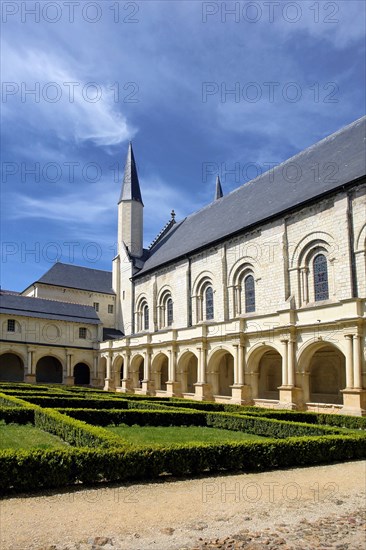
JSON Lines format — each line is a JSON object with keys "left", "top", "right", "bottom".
{"left": 130, "top": 354, "right": 144, "bottom": 388}
{"left": 290, "top": 231, "right": 335, "bottom": 269}
{"left": 298, "top": 341, "right": 346, "bottom": 404}
{"left": 157, "top": 287, "right": 174, "bottom": 329}
{"left": 152, "top": 352, "right": 169, "bottom": 391}
{"left": 36, "top": 355, "right": 63, "bottom": 384}
{"left": 178, "top": 351, "right": 198, "bottom": 393}
{"left": 208, "top": 348, "right": 234, "bottom": 396}
{"left": 193, "top": 273, "right": 215, "bottom": 323}
{"left": 247, "top": 344, "right": 282, "bottom": 400}
{"left": 0, "top": 352, "right": 25, "bottom": 382}
{"left": 73, "top": 362, "right": 90, "bottom": 385}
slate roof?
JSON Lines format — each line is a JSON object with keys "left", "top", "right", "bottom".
{"left": 136, "top": 116, "right": 366, "bottom": 277}
{"left": 0, "top": 293, "right": 100, "bottom": 324}
{"left": 103, "top": 328, "right": 124, "bottom": 341}
{"left": 119, "top": 142, "right": 143, "bottom": 204}
{"left": 33, "top": 263, "right": 114, "bottom": 295}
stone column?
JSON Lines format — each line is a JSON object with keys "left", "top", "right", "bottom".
{"left": 25, "top": 347, "right": 36, "bottom": 383}
{"left": 233, "top": 344, "right": 239, "bottom": 384}
{"left": 103, "top": 353, "right": 113, "bottom": 391}
{"left": 353, "top": 335, "right": 362, "bottom": 389}
{"left": 281, "top": 339, "right": 288, "bottom": 386}
{"left": 194, "top": 345, "right": 210, "bottom": 400}
{"left": 120, "top": 352, "right": 131, "bottom": 393}
{"left": 166, "top": 346, "right": 180, "bottom": 396}
{"left": 64, "top": 352, "right": 74, "bottom": 385}
{"left": 141, "top": 349, "right": 153, "bottom": 394}
{"left": 301, "top": 268, "right": 309, "bottom": 303}
{"left": 288, "top": 339, "right": 295, "bottom": 387}
{"left": 344, "top": 335, "right": 354, "bottom": 389}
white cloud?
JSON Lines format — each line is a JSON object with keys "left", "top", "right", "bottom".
{"left": 2, "top": 45, "right": 136, "bottom": 146}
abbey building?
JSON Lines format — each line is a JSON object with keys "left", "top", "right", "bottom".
{"left": 1, "top": 116, "right": 365, "bottom": 415}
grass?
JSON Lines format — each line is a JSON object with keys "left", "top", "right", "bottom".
{"left": 107, "top": 424, "right": 268, "bottom": 447}
{"left": 0, "top": 422, "right": 69, "bottom": 450}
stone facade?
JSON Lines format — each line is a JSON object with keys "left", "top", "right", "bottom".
{"left": 1, "top": 119, "right": 365, "bottom": 415}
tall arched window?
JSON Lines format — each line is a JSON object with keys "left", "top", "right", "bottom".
{"left": 167, "top": 298, "right": 173, "bottom": 326}
{"left": 313, "top": 254, "right": 329, "bottom": 301}
{"left": 143, "top": 304, "right": 149, "bottom": 330}
{"left": 244, "top": 275, "right": 255, "bottom": 313}
{"left": 205, "top": 286, "right": 214, "bottom": 320}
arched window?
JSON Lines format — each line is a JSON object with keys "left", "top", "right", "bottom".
{"left": 205, "top": 286, "right": 214, "bottom": 320}
{"left": 244, "top": 275, "right": 255, "bottom": 313}
{"left": 313, "top": 254, "right": 329, "bottom": 301}
{"left": 167, "top": 298, "right": 173, "bottom": 326}
{"left": 143, "top": 304, "right": 149, "bottom": 331}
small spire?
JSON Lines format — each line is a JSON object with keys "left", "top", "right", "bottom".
{"left": 215, "top": 175, "right": 223, "bottom": 200}
{"left": 171, "top": 209, "right": 176, "bottom": 220}
{"left": 119, "top": 142, "right": 143, "bottom": 205}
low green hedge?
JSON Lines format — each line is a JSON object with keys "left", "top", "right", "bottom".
{"left": 205, "top": 412, "right": 357, "bottom": 438}
{"left": 0, "top": 407, "right": 35, "bottom": 424}
{"left": 1, "top": 434, "right": 365, "bottom": 493}
{"left": 56, "top": 408, "right": 207, "bottom": 427}
{"left": 0, "top": 392, "right": 127, "bottom": 448}
{"left": 19, "top": 396, "right": 130, "bottom": 409}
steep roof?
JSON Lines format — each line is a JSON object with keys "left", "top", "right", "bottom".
{"left": 32, "top": 263, "right": 114, "bottom": 295}
{"left": 136, "top": 116, "right": 366, "bottom": 277}
{"left": 215, "top": 175, "right": 223, "bottom": 200}
{"left": 119, "top": 142, "right": 143, "bottom": 204}
{"left": 0, "top": 293, "right": 100, "bottom": 324}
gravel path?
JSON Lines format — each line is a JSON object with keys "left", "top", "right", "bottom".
{"left": 1, "top": 461, "right": 365, "bottom": 550}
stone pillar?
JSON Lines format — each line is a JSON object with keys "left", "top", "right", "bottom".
{"left": 166, "top": 347, "right": 180, "bottom": 397}
{"left": 119, "top": 352, "right": 131, "bottom": 393}
{"left": 301, "top": 268, "right": 309, "bottom": 303}
{"left": 141, "top": 349, "right": 154, "bottom": 394}
{"left": 231, "top": 341, "right": 251, "bottom": 404}
{"left": 281, "top": 339, "right": 288, "bottom": 386}
{"left": 25, "top": 347, "right": 36, "bottom": 383}
{"left": 353, "top": 335, "right": 362, "bottom": 389}
{"left": 194, "top": 345, "right": 211, "bottom": 400}
{"left": 64, "top": 352, "right": 74, "bottom": 385}
{"left": 344, "top": 335, "right": 354, "bottom": 389}
{"left": 288, "top": 339, "right": 295, "bottom": 387}
{"left": 103, "top": 353, "right": 113, "bottom": 391}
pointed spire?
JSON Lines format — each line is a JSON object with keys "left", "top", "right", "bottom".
{"left": 214, "top": 175, "right": 223, "bottom": 200}
{"left": 119, "top": 142, "right": 143, "bottom": 205}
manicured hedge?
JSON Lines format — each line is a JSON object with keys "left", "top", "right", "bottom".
{"left": 0, "top": 392, "right": 127, "bottom": 448}
{"left": 205, "top": 412, "right": 357, "bottom": 438}
{"left": 0, "top": 407, "right": 35, "bottom": 424}
{"left": 56, "top": 408, "right": 207, "bottom": 427}
{"left": 19, "top": 396, "right": 130, "bottom": 409}
{"left": 1, "top": 434, "right": 365, "bottom": 493}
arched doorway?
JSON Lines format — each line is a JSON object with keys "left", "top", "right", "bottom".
{"left": 258, "top": 349, "right": 282, "bottom": 399}
{"left": 153, "top": 354, "right": 169, "bottom": 391}
{"left": 73, "top": 362, "right": 90, "bottom": 385}
{"left": 308, "top": 345, "right": 346, "bottom": 404}
{"left": 0, "top": 353, "right": 24, "bottom": 381}
{"left": 113, "top": 356, "right": 124, "bottom": 387}
{"left": 131, "top": 355, "right": 144, "bottom": 388}
{"left": 36, "top": 356, "right": 63, "bottom": 383}
{"left": 209, "top": 350, "right": 234, "bottom": 396}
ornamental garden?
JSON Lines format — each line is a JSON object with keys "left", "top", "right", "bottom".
{"left": 0, "top": 382, "right": 365, "bottom": 494}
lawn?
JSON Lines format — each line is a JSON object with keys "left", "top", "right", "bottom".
{"left": 0, "top": 422, "right": 69, "bottom": 450}
{"left": 107, "top": 424, "right": 268, "bottom": 447}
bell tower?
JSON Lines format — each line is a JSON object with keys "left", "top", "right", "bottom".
{"left": 118, "top": 142, "right": 144, "bottom": 258}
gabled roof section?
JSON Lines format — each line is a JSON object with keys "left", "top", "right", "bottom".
{"left": 119, "top": 142, "right": 143, "bottom": 205}
{"left": 0, "top": 293, "right": 100, "bottom": 324}
{"left": 136, "top": 116, "right": 366, "bottom": 277}
{"left": 30, "top": 262, "right": 114, "bottom": 295}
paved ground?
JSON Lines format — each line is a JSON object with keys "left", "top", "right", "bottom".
{"left": 1, "top": 461, "right": 365, "bottom": 550}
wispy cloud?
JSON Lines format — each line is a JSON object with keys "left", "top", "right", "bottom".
{"left": 2, "top": 44, "right": 136, "bottom": 146}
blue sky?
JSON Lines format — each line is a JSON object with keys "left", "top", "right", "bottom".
{"left": 1, "top": 0, "right": 365, "bottom": 291}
